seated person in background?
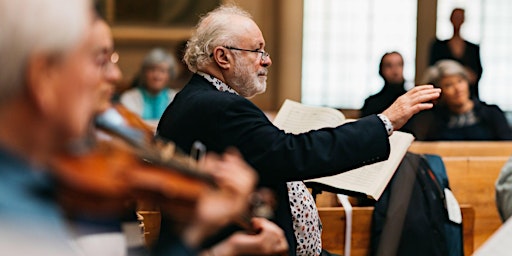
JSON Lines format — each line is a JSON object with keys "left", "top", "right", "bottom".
{"left": 402, "top": 59, "right": 512, "bottom": 141}
{"left": 120, "top": 47, "right": 179, "bottom": 127}
{"left": 156, "top": 4, "right": 441, "bottom": 255}
{"left": 495, "top": 155, "right": 512, "bottom": 222}
{"left": 360, "top": 51, "right": 412, "bottom": 117}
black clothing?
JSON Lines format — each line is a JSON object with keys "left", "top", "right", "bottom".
{"left": 429, "top": 39, "right": 483, "bottom": 99}
{"left": 360, "top": 82, "right": 407, "bottom": 117}
{"left": 402, "top": 99, "right": 512, "bottom": 141}
{"left": 156, "top": 74, "right": 391, "bottom": 255}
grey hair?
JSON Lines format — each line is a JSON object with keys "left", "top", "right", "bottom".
{"left": 420, "top": 59, "right": 469, "bottom": 87}
{"left": 0, "top": 0, "right": 90, "bottom": 102}
{"left": 141, "top": 47, "right": 177, "bottom": 79}
{"left": 184, "top": 5, "right": 253, "bottom": 72}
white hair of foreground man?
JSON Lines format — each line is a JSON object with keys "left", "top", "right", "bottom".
{"left": 0, "top": 0, "right": 90, "bottom": 102}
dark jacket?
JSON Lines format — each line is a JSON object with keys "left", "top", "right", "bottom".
{"left": 361, "top": 82, "right": 407, "bottom": 117}
{"left": 402, "top": 99, "right": 512, "bottom": 141}
{"left": 156, "top": 74, "right": 391, "bottom": 255}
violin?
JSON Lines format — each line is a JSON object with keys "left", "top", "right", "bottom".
{"left": 50, "top": 104, "right": 215, "bottom": 225}
{"left": 50, "top": 104, "right": 276, "bottom": 245}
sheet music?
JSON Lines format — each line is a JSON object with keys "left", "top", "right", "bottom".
{"left": 273, "top": 99, "right": 414, "bottom": 200}
{"left": 306, "top": 132, "right": 413, "bottom": 200}
{"left": 273, "top": 99, "right": 347, "bottom": 133}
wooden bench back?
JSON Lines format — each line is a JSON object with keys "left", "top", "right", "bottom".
{"left": 408, "top": 141, "right": 512, "bottom": 157}
{"left": 442, "top": 156, "right": 508, "bottom": 251}
{"left": 316, "top": 154, "right": 507, "bottom": 255}
{"left": 319, "top": 205, "right": 475, "bottom": 256}
{"left": 407, "top": 141, "right": 511, "bottom": 250}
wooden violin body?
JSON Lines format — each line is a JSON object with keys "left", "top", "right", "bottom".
{"left": 50, "top": 104, "right": 277, "bottom": 248}
{"left": 50, "top": 104, "right": 214, "bottom": 224}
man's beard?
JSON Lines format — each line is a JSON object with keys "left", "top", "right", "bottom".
{"left": 231, "top": 59, "right": 267, "bottom": 98}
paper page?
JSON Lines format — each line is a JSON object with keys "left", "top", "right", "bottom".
{"left": 273, "top": 99, "right": 414, "bottom": 200}
{"left": 273, "top": 99, "right": 346, "bottom": 134}
{"left": 305, "top": 131, "right": 414, "bottom": 200}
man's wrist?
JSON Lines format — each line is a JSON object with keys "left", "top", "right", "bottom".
{"left": 377, "top": 114, "right": 394, "bottom": 136}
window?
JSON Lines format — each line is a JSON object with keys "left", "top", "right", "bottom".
{"left": 302, "top": 0, "right": 417, "bottom": 109}
{"left": 437, "top": 0, "right": 512, "bottom": 111}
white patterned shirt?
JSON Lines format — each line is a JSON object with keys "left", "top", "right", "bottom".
{"left": 287, "top": 181, "right": 322, "bottom": 256}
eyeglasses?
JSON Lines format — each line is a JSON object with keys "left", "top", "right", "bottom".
{"left": 101, "top": 51, "right": 119, "bottom": 73}
{"left": 109, "top": 51, "right": 119, "bottom": 65}
{"left": 223, "top": 46, "right": 270, "bottom": 62}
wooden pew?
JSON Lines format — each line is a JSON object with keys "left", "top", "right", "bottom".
{"left": 140, "top": 142, "right": 509, "bottom": 253}
{"left": 318, "top": 142, "right": 512, "bottom": 254}
{"left": 409, "top": 141, "right": 512, "bottom": 157}
{"left": 319, "top": 205, "right": 475, "bottom": 256}
{"left": 442, "top": 156, "right": 508, "bottom": 251}
{"left": 316, "top": 154, "right": 507, "bottom": 254}
{"left": 408, "top": 141, "right": 512, "bottom": 250}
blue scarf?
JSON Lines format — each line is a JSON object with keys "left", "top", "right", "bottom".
{"left": 139, "top": 87, "right": 170, "bottom": 120}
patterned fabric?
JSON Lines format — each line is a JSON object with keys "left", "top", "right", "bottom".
{"left": 197, "top": 71, "right": 323, "bottom": 255}
{"left": 197, "top": 71, "right": 238, "bottom": 95}
{"left": 287, "top": 181, "right": 322, "bottom": 256}
{"left": 447, "top": 109, "right": 478, "bottom": 128}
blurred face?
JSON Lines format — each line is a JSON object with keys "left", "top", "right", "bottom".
{"left": 144, "top": 62, "right": 170, "bottom": 94}
{"left": 47, "top": 15, "right": 104, "bottom": 141}
{"left": 438, "top": 74, "right": 470, "bottom": 107}
{"left": 91, "top": 21, "right": 122, "bottom": 113}
{"left": 227, "top": 17, "right": 271, "bottom": 98}
{"left": 450, "top": 9, "right": 465, "bottom": 30}
{"left": 381, "top": 53, "right": 404, "bottom": 84}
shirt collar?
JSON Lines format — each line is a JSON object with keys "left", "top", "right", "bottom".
{"left": 196, "top": 71, "right": 239, "bottom": 95}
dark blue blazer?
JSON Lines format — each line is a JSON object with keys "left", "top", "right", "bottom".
{"left": 156, "top": 74, "right": 391, "bottom": 255}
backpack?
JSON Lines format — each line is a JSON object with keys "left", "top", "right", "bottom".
{"left": 369, "top": 152, "right": 463, "bottom": 256}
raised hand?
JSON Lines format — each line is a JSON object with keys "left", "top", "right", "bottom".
{"left": 382, "top": 84, "right": 441, "bottom": 130}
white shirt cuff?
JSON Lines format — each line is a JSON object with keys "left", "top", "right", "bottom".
{"left": 377, "top": 114, "right": 394, "bottom": 136}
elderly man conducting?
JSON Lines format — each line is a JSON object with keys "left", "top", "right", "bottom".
{"left": 157, "top": 5, "right": 441, "bottom": 256}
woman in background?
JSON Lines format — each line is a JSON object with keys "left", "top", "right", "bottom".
{"left": 403, "top": 59, "right": 512, "bottom": 141}
{"left": 120, "top": 48, "right": 178, "bottom": 126}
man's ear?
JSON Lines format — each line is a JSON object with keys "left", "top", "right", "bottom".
{"left": 25, "top": 53, "right": 59, "bottom": 113}
{"left": 212, "top": 46, "right": 231, "bottom": 70}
